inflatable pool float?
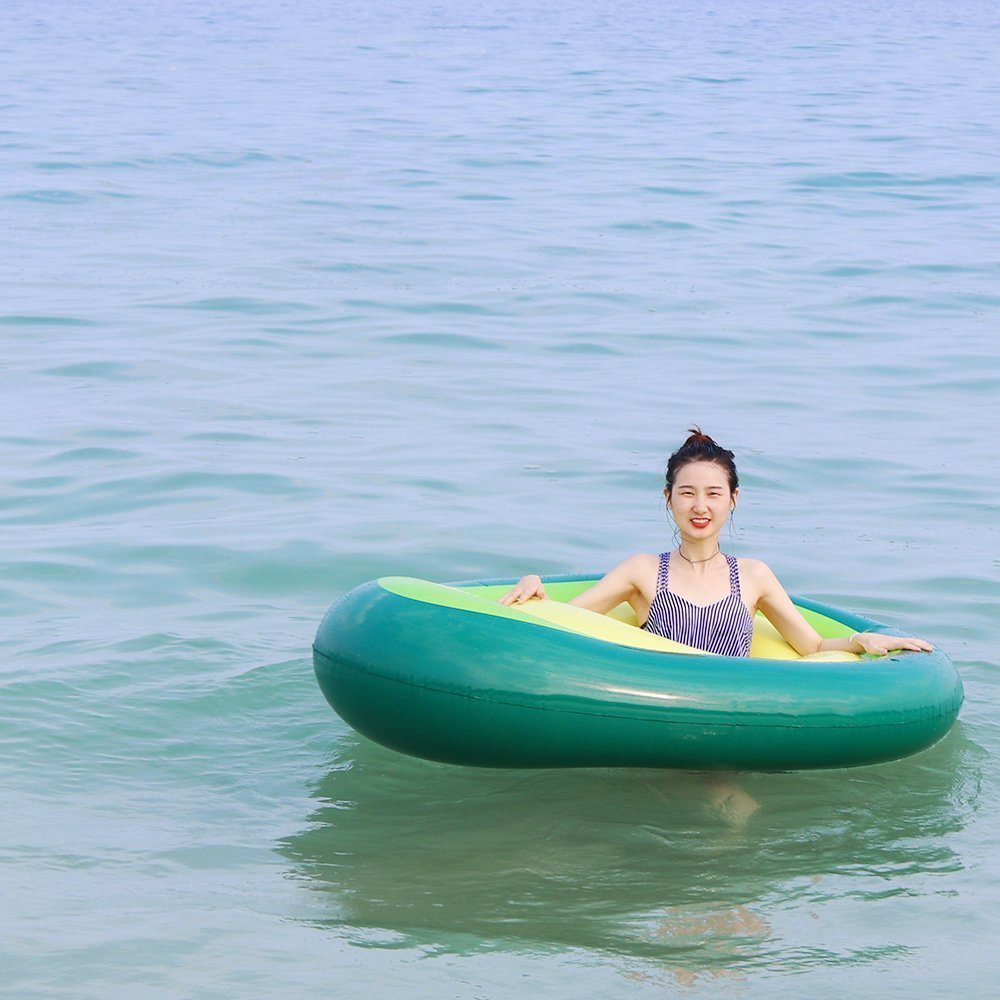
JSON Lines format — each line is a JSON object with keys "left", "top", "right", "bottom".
{"left": 313, "top": 575, "right": 963, "bottom": 771}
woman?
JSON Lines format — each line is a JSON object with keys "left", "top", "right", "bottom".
{"left": 501, "top": 428, "right": 932, "bottom": 657}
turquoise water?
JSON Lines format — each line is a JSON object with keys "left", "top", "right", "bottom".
{"left": 3, "top": 1, "right": 998, "bottom": 994}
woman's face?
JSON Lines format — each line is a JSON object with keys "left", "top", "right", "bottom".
{"left": 665, "top": 460, "right": 737, "bottom": 541}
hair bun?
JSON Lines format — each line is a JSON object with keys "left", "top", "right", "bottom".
{"left": 684, "top": 426, "right": 716, "bottom": 446}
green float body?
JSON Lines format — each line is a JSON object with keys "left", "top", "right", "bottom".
{"left": 313, "top": 575, "right": 964, "bottom": 771}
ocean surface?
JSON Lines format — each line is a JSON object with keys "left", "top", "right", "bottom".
{"left": 3, "top": 1, "right": 998, "bottom": 995}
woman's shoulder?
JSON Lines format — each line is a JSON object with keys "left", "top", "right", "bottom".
{"left": 734, "top": 556, "right": 777, "bottom": 580}
{"left": 616, "top": 551, "right": 661, "bottom": 573}
{"left": 734, "top": 557, "right": 784, "bottom": 595}
{"left": 603, "top": 551, "right": 661, "bottom": 586}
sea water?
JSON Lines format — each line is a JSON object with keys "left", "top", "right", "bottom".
{"left": 2, "top": 1, "right": 998, "bottom": 995}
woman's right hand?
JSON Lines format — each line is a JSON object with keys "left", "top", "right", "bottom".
{"left": 499, "top": 574, "right": 547, "bottom": 605}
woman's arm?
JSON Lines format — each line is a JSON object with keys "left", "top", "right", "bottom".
{"left": 748, "top": 560, "right": 934, "bottom": 656}
{"left": 568, "top": 554, "right": 651, "bottom": 614}
{"left": 499, "top": 554, "right": 653, "bottom": 614}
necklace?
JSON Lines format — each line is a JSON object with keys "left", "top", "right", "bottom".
{"left": 677, "top": 546, "right": 721, "bottom": 565}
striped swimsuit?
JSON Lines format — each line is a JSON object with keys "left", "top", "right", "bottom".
{"left": 641, "top": 552, "right": 753, "bottom": 657}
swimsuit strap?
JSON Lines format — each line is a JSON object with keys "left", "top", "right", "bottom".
{"left": 656, "top": 551, "right": 670, "bottom": 591}
{"left": 726, "top": 554, "right": 740, "bottom": 596}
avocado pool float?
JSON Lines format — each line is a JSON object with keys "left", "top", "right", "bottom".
{"left": 313, "top": 575, "right": 963, "bottom": 771}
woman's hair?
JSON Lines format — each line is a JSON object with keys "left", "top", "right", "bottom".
{"left": 665, "top": 427, "right": 739, "bottom": 494}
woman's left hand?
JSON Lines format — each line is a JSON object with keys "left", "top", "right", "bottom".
{"left": 853, "top": 632, "right": 934, "bottom": 655}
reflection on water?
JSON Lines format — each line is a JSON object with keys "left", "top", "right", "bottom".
{"left": 280, "top": 726, "right": 981, "bottom": 978}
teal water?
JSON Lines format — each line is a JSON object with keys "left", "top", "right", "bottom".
{"left": 3, "top": 1, "right": 998, "bottom": 995}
